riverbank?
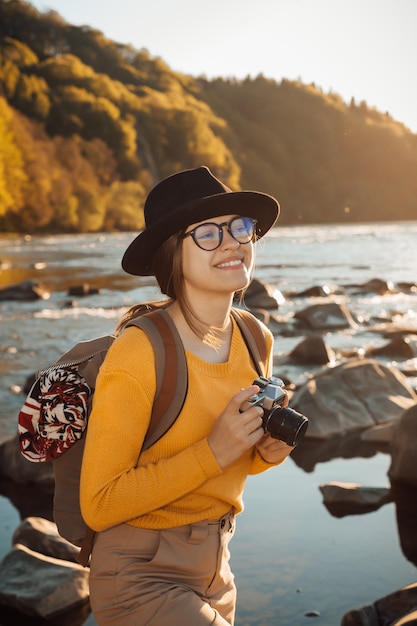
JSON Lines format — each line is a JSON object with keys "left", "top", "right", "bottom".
{"left": 1, "top": 225, "right": 417, "bottom": 625}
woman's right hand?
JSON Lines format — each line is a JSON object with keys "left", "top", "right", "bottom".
{"left": 207, "top": 386, "right": 265, "bottom": 468}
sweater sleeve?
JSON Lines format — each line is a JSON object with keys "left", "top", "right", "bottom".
{"left": 80, "top": 328, "right": 222, "bottom": 532}
{"left": 249, "top": 448, "right": 288, "bottom": 474}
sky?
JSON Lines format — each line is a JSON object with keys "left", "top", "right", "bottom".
{"left": 29, "top": 0, "right": 417, "bottom": 133}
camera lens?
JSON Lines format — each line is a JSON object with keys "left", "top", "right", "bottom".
{"left": 264, "top": 407, "right": 308, "bottom": 447}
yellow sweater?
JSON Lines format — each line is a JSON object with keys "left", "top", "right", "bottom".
{"left": 80, "top": 315, "right": 282, "bottom": 532}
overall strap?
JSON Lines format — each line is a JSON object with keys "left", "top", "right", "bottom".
{"left": 230, "top": 308, "right": 267, "bottom": 377}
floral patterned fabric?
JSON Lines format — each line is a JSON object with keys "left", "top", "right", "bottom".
{"left": 18, "top": 367, "right": 91, "bottom": 462}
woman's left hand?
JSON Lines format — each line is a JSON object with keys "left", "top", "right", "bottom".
{"left": 255, "top": 433, "right": 293, "bottom": 464}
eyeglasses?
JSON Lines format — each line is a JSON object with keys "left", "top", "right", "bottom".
{"left": 182, "top": 217, "right": 257, "bottom": 251}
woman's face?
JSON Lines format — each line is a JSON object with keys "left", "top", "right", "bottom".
{"left": 181, "top": 214, "right": 255, "bottom": 299}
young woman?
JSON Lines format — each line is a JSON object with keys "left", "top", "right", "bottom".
{"left": 80, "top": 166, "right": 294, "bottom": 625}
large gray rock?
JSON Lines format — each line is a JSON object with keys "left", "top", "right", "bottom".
{"left": 292, "top": 284, "right": 340, "bottom": 298}
{"left": 360, "top": 422, "right": 396, "bottom": 445}
{"left": 0, "top": 544, "right": 89, "bottom": 618}
{"left": 346, "top": 278, "right": 395, "bottom": 295}
{"left": 67, "top": 283, "right": 100, "bottom": 297}
{"left": 13, "top": 517, "right": 80, "bottom": 563}
{"left": 294, "top": 302, "right": 358, "bottom": 330}
{"left": 244, "top": 277, "right": 284, "bottom": 310}
{"left": 289, "top": 335, "right": 336, "bottom": 365}
{"left": 0, "top": 279, "right": 50, "bottom": 301}
{"left": 341, "top": 582, "right": 417, "bottom": 625}
{"left": 291, "top": 359, "right": 417, "bottom": 439}
{"left": 319, "top": 482, "right": 391, "bottom": 517}
{"left": 365, "top": 335, "right": 417, "bottom": 360}
{"left": 290, "top": 431, "right": 381, "bottom": 473}
{"left": 388, "top": 404, "right": 417, "bottom": 487}
{"left": 0, "top": 434, "right": 54, "bottom": 486}
{"left": 390, "top": 482, "right": 417, "bottom": 568}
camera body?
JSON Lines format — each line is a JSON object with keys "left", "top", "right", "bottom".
{"left": 242, "top": 376, "right": 308, "bottom": 447}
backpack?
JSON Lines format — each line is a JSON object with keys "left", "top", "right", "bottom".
{"left": 18, "top": 306, "right": 267, "bottom": 566}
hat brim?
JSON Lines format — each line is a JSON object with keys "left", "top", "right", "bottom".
{"left": 122, "top": 190, "right": 280, "bottom": 276}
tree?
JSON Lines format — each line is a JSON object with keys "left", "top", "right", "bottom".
{"left": 104, "top": 180, "right": 146, "bottom": 231}
{"left": 0, "top": 97, "right": 27, "bottom": 220}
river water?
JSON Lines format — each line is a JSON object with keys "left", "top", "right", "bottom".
{"left": 1, "top": 222, "right": 417, "bottom": 625}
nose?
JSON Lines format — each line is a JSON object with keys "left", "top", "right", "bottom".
{"left": 220, "top": 224, "right": 240, "bottom": 249}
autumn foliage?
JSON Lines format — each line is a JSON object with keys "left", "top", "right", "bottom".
{"left": 1, "top": 0, "right": 416, "bottom": 233}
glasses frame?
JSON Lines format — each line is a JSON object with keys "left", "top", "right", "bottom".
{"left": 182, "top": 217, "right": 257, "bottom": 251}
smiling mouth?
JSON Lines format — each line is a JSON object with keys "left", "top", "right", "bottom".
{"left": 217, "top": 259, "right": 243, "bottom": 268}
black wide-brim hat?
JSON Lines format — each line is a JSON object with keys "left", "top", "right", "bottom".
{"left": 122, "top": 166, "right": 280, "bottom": 276}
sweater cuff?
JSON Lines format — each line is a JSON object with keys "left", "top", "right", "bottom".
{"left": 194, "top": 439, "right": 223, "bottom": 478}
{"left": 250, "top": 448, "right": 287, "bottom": 474}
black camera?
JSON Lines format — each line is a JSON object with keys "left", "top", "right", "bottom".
{"left": 241, "top": 376, "right": 308, "bottom": 447}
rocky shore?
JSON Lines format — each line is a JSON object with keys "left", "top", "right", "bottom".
{"left": 0, "top": 276, "right": 417, "bottom": 625}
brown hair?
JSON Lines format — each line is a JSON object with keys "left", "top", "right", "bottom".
{"left": 116, "top": 231, "right": 199, "bottom": 336}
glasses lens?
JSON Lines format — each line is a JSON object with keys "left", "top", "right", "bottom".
{"left": 230, "top": 217, "right": 256, "bottom": 243}
{"left": 188, "top": 217, "right": 257, "bottom": 251}
{"left": 192, "top": 223, "right": 221, "bottom": 250}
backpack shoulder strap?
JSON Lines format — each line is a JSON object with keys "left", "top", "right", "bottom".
{"left": 230, "top": 308, "right": 268, "bottom": 377}
{"left": 125, "top": 308, "right": 188, "bottom": 449}
{"left": 77, "top": 310, "right": 188, "bottom": 567}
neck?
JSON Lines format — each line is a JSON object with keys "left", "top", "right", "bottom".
{"left": 167, "top": 297, "right": 234, "bottom": 363}
{"left": 184, "top": 289, "right": 234, "bottom": 327}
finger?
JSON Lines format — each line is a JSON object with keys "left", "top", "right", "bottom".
{"left": 258, "top": 437, "right": 294, "bottom": 452}
{"left": 233, "top": 385, "right": 261, "bottom": 414}
{"left": 281, "top": 391, "right": 290, "bottom": 408}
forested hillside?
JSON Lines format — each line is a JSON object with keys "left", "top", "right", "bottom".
{"left": 1, "top": 0, "right": 416, "bottom": 233}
